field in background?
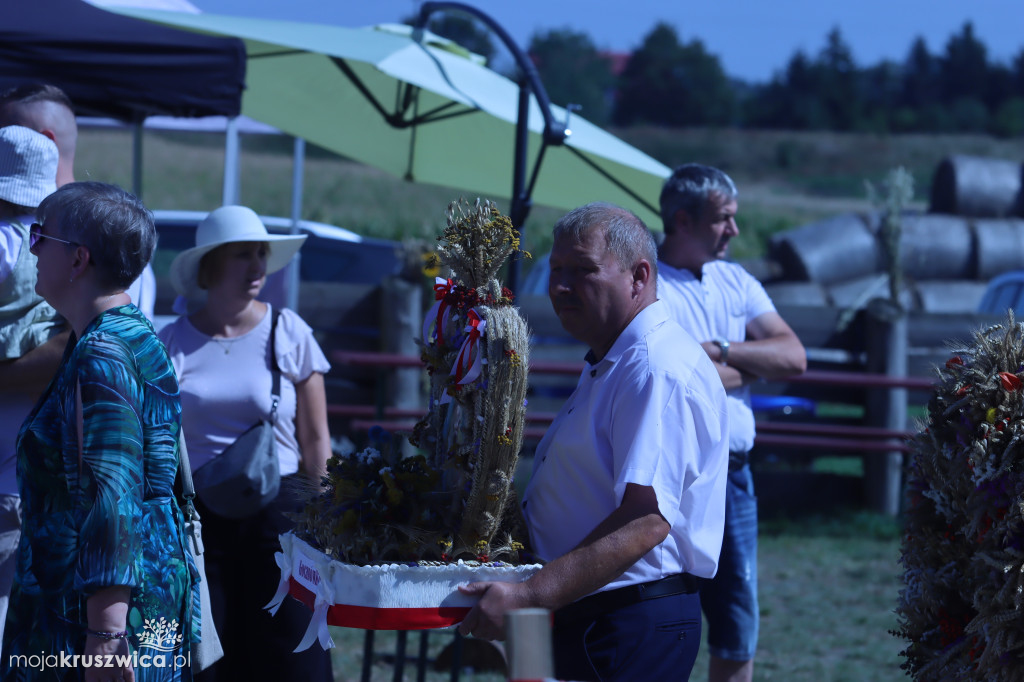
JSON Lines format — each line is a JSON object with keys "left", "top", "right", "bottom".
{"left": 75, "top": 126, "right": 1023, "bottom": 266}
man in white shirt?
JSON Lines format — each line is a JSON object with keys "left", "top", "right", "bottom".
{"left": 458, "top": 202, "right": 730, "bottom": 681}
{"left": 0, "top": 83, "right": 156, "bottom": 319}
{"left": 658, "top": 164, "right": 807, "bottom": 682}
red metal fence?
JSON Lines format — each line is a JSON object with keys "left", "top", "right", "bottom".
{"left": 327, "top": 350, "right": 936, "bottom": 454}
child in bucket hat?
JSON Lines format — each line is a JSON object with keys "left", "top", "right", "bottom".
{"left": 0, "top": 125, "right": 64, "bottom": 360}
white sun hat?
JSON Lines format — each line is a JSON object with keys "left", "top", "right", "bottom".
{"left": 169, "top": 205, "right": 307, "bottom": 299}
{"left": 0, "top": 125, "right": 58, "bottom": 208}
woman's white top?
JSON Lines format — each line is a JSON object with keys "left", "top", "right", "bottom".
{"left": 158, "top": 305, "right": 330, "bottom": 475}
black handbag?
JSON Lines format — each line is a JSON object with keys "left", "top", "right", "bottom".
{"left": 192, "top": 309, "right": 282, "bottom": 519}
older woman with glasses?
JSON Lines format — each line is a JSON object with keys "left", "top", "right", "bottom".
{"left": 2, "top": 181, "right": 197, "bottom": 681}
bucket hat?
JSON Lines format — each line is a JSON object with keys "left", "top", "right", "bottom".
{"left": 169, "top": 205, "right": 307, "bottom": 299}
{"left": 0, "top": 126, "right": 58, "bottom": 208}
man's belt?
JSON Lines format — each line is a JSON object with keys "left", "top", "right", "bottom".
{"left": 554, "top": 573, "right": 699, "bottom": 624}
{"left": 729, "top": 450, "right": 750, "bottom": 472}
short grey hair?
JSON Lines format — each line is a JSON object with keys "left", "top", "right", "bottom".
{"left": 553, "top": 202, "right": 658, "bottom": 280}
{"left": 37, "top": 182, "right": 155, "bottom": 291}
{"left": 0, "top": 83, "right": 75, "bottom": 112}
{"left": 659, "top": 163, "right": 738, "bottom": 234}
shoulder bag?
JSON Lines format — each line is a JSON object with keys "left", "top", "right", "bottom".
{"left": 178, "top": 428, "right": 225, "bottom": 671}
{"left": 192, "top": 309, "right": 282, "bottom": 519}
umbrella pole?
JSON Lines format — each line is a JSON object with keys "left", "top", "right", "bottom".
{"left": 287, "top": 136, "right": 305, "bottom": 312}
{"left": 508, "top": 82, "right": 532, "bottom": 295}
{"left": 222, "top": 116, "right": 241, "bottom": 205}
{"left": 131, "top": 121, "right": 144, "bottom": 200}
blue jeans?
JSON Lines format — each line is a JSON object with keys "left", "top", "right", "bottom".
{"left": 553, "top": 591, "right": 701, "bottom": 681}
{"left": 700, "top": 464, "right": 759, "bottom": 661}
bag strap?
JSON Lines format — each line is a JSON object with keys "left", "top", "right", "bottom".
{"left": 178, "top": 428, "right": 198, "bottom": 516}
{"left": 269, "top": 308, "right": 281, "bottom": 423}
{"left": 176, "top": 426, "right": 205, "bottom": 555}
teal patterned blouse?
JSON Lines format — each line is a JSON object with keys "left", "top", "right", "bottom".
{"left": 2, "top": 306, "right": 199, "bottom": 681}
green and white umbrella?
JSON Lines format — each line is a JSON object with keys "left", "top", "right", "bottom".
{"left": 109, "top": 7, "right": 670, "bottom": 231}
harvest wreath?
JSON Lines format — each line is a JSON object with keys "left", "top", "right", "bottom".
{"left": 896, "top": 314, "right": 1024, "bottom": 680}
{"left": 267, "top": 199, "right": 540, "bottom": 648}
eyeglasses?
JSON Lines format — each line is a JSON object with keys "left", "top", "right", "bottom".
{"left": 29, "top": 223, "right": 81, "bottom": 250}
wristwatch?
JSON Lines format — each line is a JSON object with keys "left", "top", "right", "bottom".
{"left": 712, "top": 337, "right": 730, "bottom": 364}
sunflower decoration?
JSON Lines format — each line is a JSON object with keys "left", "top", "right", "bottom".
{"left": 896, "top": 313, "right": 1024, "bottom": 680}
{"left": 294, "top": 198, "right": 532, "bottom": 567}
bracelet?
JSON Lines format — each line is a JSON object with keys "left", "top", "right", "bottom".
{"left": 86, "top": 628, "right": 129, "bottom": 641}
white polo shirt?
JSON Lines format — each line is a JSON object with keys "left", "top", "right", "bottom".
{"left": 658, "top": 260, "right": 776, "bottom": 453}
{"left": 522, "top": 301, "right": 729, "bottom": 589}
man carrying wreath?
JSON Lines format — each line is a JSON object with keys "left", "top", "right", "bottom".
{"left": 458, "top": 202, "right": 730, "bottom": 681}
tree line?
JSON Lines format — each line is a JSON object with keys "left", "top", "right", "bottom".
{"left": 416, "top": 15, "right": 1024, "bottom": 137}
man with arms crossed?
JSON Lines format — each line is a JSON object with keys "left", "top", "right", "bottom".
{"left": 459, "top": 202, "right": 730, "bottom": 681}
{"left": 658, "top": 163, "right": 807, "bottom": 682}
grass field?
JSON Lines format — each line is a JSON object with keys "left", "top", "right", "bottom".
{"left": 73, "top": 124, "right": 1017, "bottom": 681}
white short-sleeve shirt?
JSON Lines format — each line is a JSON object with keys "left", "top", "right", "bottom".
{"left": 158, "top": 305, "right": 330, "bottom": 475}
{"left": 522, "top": 301, "right": 729, "bottom": 590}
{"left": 657, "top": 260, "right": 777, "bottom": 453}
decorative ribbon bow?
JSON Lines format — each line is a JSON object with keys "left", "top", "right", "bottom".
{"left": 451, "top": 308, "right": 486, "bottom": 387}
{"left": 293, "top": 551, "right": 337, "bottom": 652}
{"left": 264, "top": 551, "right": 292, "bottom": 617}
{"left": 422, "top": 277, "right": 456, "bottom": 345}
{"left": 294, "top": 575, "right": 337, "bottom": 652}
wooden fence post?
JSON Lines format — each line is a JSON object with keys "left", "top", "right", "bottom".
{"left": 381, "top": 276, "right": 423, "bottom": 456}
{"left": 506, "top": 608, "right": 553, "bottom": 681}
{"left": 864, "top": 297, "right": 908, "bottom": 516}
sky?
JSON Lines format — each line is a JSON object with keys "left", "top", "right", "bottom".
{"left": 191, "top": 0, "right": 1024, "bottom": 84}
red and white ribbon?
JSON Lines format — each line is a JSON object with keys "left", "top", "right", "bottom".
{"left": 277, "top": 533, "right": 542, "bottom": 636}
{"left": 451, "top": 308, "right": 486, "bottom": 387}
{"left": 422, "top": 277, "right": 456, "bottom": 345}
{"left": 291, "top": 547, "right": 337, "bottom": 652}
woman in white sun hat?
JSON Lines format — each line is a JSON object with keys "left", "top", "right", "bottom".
{"left": 158, "top": 205, "right": 333, "bottom": 682}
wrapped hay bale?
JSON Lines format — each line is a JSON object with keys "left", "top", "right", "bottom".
{"left": 929, "top": 155, "right": 1023, "bottom": 218}
{"left": 915, "top": 280, "right": 989, "bottom": 314}
{"left": 768, "top": 212, "right": 880, "bottom": 284}
{"left": 827, "top": 273, "right": 916, "bottom": 311}
{"left": 897, "top": 316, "right": 1024, "bottom": 679}
{"left": 899, "top": 214, "right": 975, "bottom": 281}
{"left": 975, "top": 218, "right": 1024, "bottom": 280}
{"left": 763, "top": 281, "right": 830, "bottom": 307}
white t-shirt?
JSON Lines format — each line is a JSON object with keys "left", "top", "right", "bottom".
{"left": 158, "top": 305, "right": 330, "bottom": 476}
{"left": 657, "top": 260, "right": 776, "bottom": 453}
{"left": 522, "top": 301, "right": 729, "bottom": 588}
